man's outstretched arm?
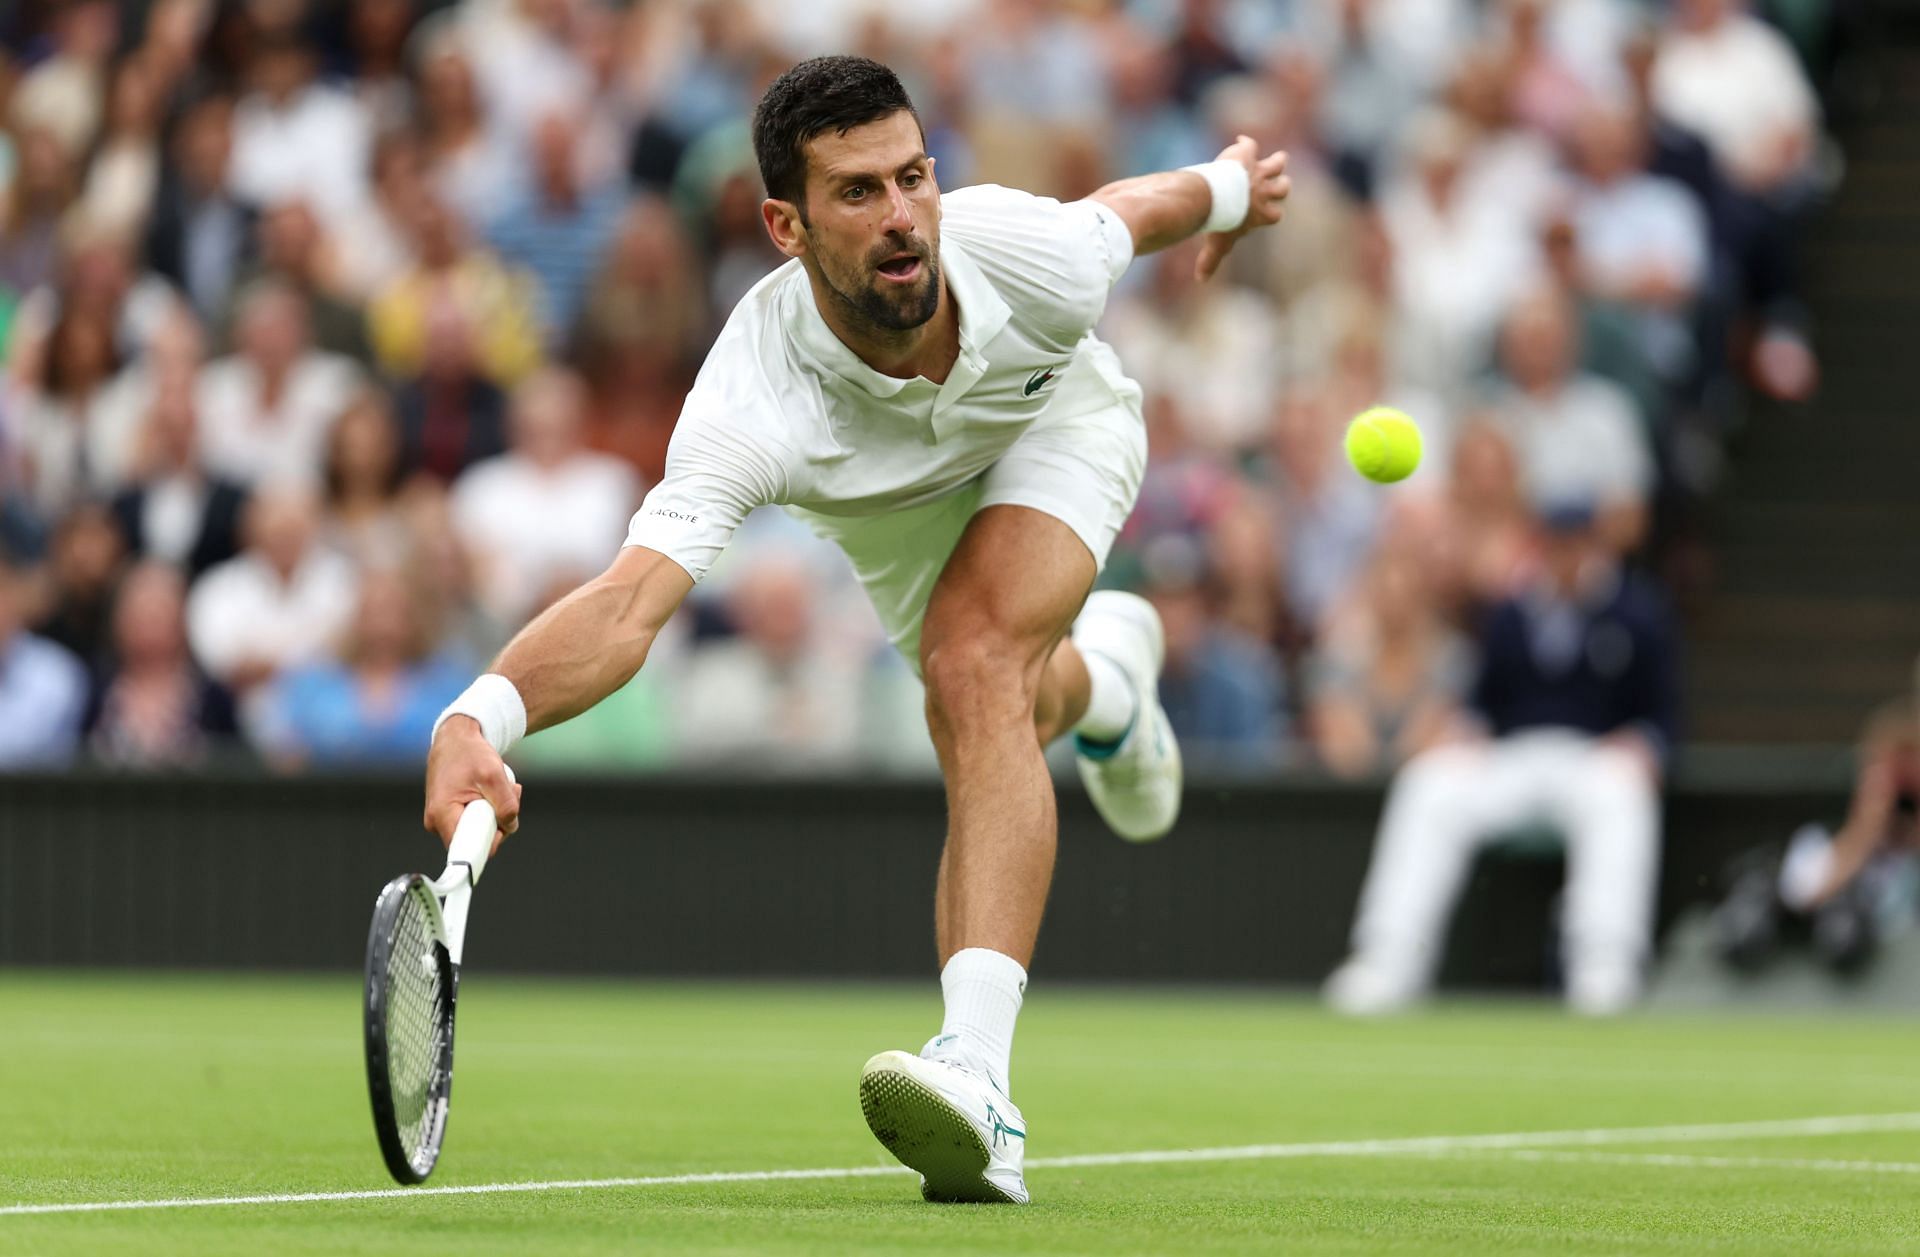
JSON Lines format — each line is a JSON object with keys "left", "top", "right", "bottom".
{"left": 1088, "top": 134, "right": 1290, "bottom": 279}
{"left": 424, "top": 544, "right": 693, "bottom": 846}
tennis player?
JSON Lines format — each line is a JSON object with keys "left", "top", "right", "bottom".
{"left": 425, "top": 56, "right": 1288, "bottom": 1204}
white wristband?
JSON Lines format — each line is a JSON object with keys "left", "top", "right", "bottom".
{"left": 1182, "top": 159, "right": 1251, "bottom": 235}
{"left": 432, "top": 673, "right": 528, "bottom": 755}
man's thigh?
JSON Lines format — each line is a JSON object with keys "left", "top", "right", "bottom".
{"left": 919, "top": 504, "right": 1097, "bottom": 679}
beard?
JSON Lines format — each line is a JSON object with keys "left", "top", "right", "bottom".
{"left": 817, "top": 235, "right": 941, "bottom": 333}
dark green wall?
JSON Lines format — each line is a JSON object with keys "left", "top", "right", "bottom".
{"left": 0, "top": 769, "right": 1848, "bottom": 985}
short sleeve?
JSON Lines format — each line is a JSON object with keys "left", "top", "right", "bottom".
{"left": 939, "top": 184, "right": 1136, "bottom": 345}
{"left": 623, "top": 408, "right": 789, "bottom": 583}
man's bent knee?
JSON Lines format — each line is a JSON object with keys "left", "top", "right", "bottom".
{"left": 922, "top": 632, "right": 1045, "bottom": 735}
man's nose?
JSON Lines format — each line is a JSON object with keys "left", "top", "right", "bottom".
{"left": 880, "top": 181, "right": 913, "bottom": 232}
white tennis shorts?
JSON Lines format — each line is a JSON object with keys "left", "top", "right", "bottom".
{"left": 791, "top": 347, "right": 1147, "bottom": 672}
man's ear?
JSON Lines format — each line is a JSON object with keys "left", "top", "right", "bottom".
{"left": 762, "top": 198, "right": 808, "bottom": 260}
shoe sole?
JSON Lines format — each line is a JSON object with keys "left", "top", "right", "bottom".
{"left": 858, "top": 1053, "right": 1019, "bottom": 1204}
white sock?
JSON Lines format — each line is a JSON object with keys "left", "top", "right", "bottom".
{"left": 931, "top": 947, "right": 1026, "bottom": 1094}
{"left": 1074, "top": 650, "right": 1136, "bottom": 743}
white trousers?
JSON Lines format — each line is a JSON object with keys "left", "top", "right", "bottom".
{"left": 1347, "top": 731, "right": 1662, "bottom": 992}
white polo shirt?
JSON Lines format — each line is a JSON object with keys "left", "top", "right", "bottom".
{"left": 624, "top": 184, "right": 1137, "bottom": 582}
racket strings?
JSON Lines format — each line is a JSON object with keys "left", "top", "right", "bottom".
{"left": 384, "top": 893, "right": 446, "bottom": 1159}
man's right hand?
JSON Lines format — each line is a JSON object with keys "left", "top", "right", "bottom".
{"left": 423, "top": 716, "right": 522, "bottom": 856}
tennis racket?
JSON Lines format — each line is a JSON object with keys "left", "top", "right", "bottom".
{"left": 363, "top": 772, "right": 512, "bottom": 1184}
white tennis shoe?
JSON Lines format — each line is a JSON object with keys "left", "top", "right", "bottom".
{"left": 1072, "top": 590, "right": 1182, "bottom": 842}
{"left": 858, "top": 1041, "right": 1029, "bottom": 1204}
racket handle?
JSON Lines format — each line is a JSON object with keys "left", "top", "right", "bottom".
{"left": 441, "top": 764, "right": 516, "bottom": 893}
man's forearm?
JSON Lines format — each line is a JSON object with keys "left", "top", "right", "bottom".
{"left": 441, "top": 546, "right": 692, "bottom": 751}
{"left": 492, "top": 574, "right": 664, "bottom": 735}
{"left": 1088, "top": 169, "right": 1218, "bottom": 256}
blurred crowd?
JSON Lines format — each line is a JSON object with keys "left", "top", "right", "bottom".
{"left": 0, "top": 0, "right": 1842, "bottom": 774}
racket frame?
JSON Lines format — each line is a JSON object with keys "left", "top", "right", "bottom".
{"left": 363, "top": 873, "right": 456, "bottom": 1184}
{"left": 363, "top": 783, "right": 505, "bottom": 1183}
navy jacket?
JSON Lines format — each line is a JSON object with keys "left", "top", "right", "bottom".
{"left": 1470, "top": 567, "right": 1681, "bottom": 760}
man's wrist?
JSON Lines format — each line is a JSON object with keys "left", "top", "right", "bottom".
{"left": 1181, "top": 159, "right": 1251, "bottom": 235}
{"left": 432, "top": 674, "right": 528, "bottom": 756}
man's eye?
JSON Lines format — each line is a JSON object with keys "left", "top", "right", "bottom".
{"left": 902, "top": 173, "right": 923, "bottom": 188}
{"left": 845, "top": 186, "right": 867, "bottom": 200}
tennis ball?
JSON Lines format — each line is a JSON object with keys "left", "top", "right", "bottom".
{"left": 1344, "top": 406, "right": 1423, "bottom": 484}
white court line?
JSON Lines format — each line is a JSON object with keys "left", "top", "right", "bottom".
{"left": 5, "top": 1111, "right": 1919, "bottom": 1218}
{"left": 1474, "top": 1149, "right": 1920, "bottom": 1175}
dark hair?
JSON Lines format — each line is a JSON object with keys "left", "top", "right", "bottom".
{"left": 751, "top": 56, "right": 920, "bottom": 211}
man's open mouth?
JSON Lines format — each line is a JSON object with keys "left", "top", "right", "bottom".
{"left": 876, "top": 254, "right": 923, "bottom": 282}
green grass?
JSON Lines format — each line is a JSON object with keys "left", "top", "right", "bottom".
{"left": 3, "top": 973, "right": 1919, "bottom": 1255}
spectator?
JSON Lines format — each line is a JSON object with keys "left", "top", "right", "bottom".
{"left": 367, "top": 194, "right": 543, "bottom": 387}
{"left": 252, "top": 564, "right": 467, "bottom": 766}
{"left": 87, "top": 560, "right": 238, "bottom": 766}
{"left": 1440, "top": 419, "right": 1532, "bottom": 608}
{"left": 145, "top": 93, "right": 258, "bottom": 322}
{"left": 676, "top": 555, "right": 864, "bottom": 770}
{"left": 1379, "top": 110, "right": 1536, "bottom": 405}
{"left": 414, "top": 34, "right": 516, "bottom": 230}
{"left": 1307, "top": 537, "right": 1471, "bottom": 778}
{"left": 0, "top": 124, "right": 79, "bottom": 298}
{"left": 1100, "top": 238, "right": 1280, "bottom": 453}
{"left": 228, "top": 31, "right": 373, "bottom": 227}
{"left": 79, "top": 54, "right": 165, "bottom": 236}
{"left": 1327, "top": 500, "right": 1679, "bottom": 1015}
{"left": 321, "top": 390, "right": 410, "bottom": 565}
{"left": 460, "top": 0, "right": 604, "bottom": 159}
{"left": 0, "top": 546, "right": 89, "bottom": 766}
{"left": 1263, "top": 389, "right": 1379, "bottom": 634}
{"left": 186, "top": 482, "right": 359, "bottom": 694}
{"left": 1568, "top": 103, "right": 1709, "bottom": 317}
{"left": 1488, "top": 282, "right": 1654, "bottom": 552}
{"left": 1107, "top": 392, "right": 1243, "bottom": 592}
{"left": 1494, "top": 0, "right": 1595, "bottom": 143}
{"left": 1651, "top": 0, "right": 1823, "bottom": 400}
{"left": 340, "top": 0, "right": 421, "bottom": 132}
{"left": 35, "top": 501, "right": 126, "bottom": 678}
{"left": 450, "top": 366, "right": 639, "bottom": 626}
{"left": 575, "top": 196, "right": 708, "bottom": 483}
{"left": 8, "top": 0, "right": 116, "bottom": 156}
{"left": 246, "top": 199, "right": 373, "bottom": 363}
{"left": 1566, "top": 102, "right": 1710, "bottom": 397}
{"left": 330, "top": 130, "right": 426, "bottom": 303}
{"left": 1652, "top": 0, "right": 1819, "bottom": 199}
{"left": 7, "top": 305, "right": 132, "bottom": 515}
{"left": 391, "top": 478, "right": 506, "bottom": 664}
{"left": 109, "top": 372, "right": 247, "bottom": 579}
{"left": 1717, "top": 696, "right": 1920, "bottom": 977}
{"left": 1302, "top": 0, "right": 1432, "bottom": 190}
{"left": 196, "top": 279, "right": 362, "bottom": 488}
{"left": 484, "top": 108, "right": 627, "bottom": 345}
{"left": 391, "top": 298, "right": 510, "bottom": 483}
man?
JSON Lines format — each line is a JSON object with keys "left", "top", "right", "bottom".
{"left": 0, "top": 548, "right": 89, "bottom": 767}
{"left": 424, "top": 56, "right": 1288, "bottom": 1204}
{"left": 144, "top": 93, "right": 257, "bottom": 323}
{"left": 449, "top": 367, "right": 640, "bottom": 626}
{"left": 483, "top": 109, "right": 628, "bottom": 346}
{"left": 1325, "top": 499, "right": 1679, "bottom": 1017}
{"left": 1489, "top": 282, "right": 1655, "bottom": 554}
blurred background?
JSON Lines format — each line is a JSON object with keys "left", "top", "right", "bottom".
{"left": 0, "top": 0, "right": 1914, "bottom": 1001}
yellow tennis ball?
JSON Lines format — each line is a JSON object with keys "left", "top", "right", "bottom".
{"left": 1344, "top": 406, "right": 1423, "bottom": 484}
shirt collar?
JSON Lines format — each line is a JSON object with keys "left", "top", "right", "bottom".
{"left": 788, "top": 236, "right": 1010, "bottom": 399}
